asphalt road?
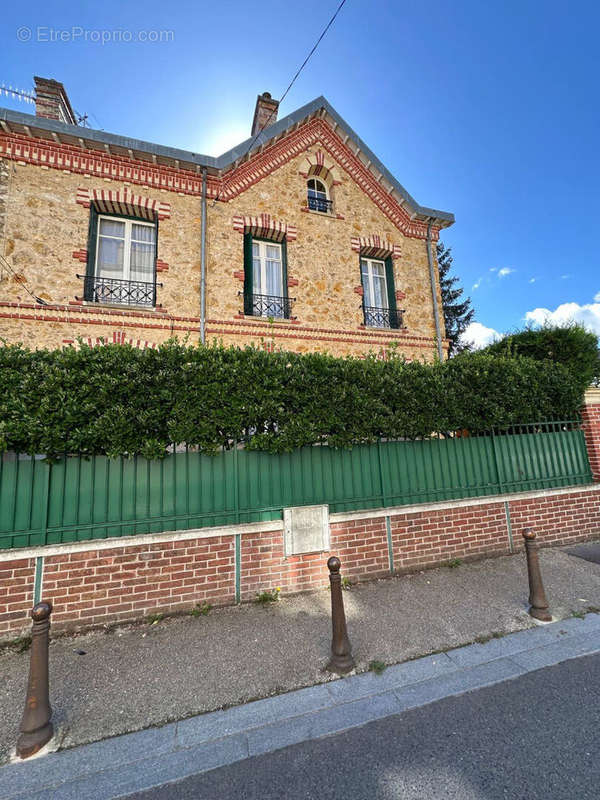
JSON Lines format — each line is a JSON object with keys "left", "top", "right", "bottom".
{"left": 126, "top": 652, "right": 600, "bottom": 800}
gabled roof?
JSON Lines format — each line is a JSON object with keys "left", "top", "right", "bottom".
{"left": 0, "top": 96, "right": 454, "bottom": 226}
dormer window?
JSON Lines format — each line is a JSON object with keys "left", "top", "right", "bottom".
{"left": 307, "top": 178, "right": 332, "bottom": 214}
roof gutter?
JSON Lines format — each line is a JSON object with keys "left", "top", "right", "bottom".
{"left": 200, "top": 167, "right": 207, "bottom": 344}
{"left": 426, "top": 218, "right": 444, "bottom": 361}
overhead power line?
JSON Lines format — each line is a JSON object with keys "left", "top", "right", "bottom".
{"left": 0, "top": 253, "right": 48, "bottom": 305}
{"left": 217, "top": 0, "right": 349, "bottom": 201}
{"left": 263, "top": 0, "right": 349, "bottom": 132}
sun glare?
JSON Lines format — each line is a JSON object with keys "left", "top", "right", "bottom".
{"left": 199, "top": 122, "right": 251, "bottom": 157}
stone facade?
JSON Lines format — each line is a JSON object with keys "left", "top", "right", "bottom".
{"left": 0, "top": 104, "right": 451, "bottom": 359}
{"left": 0, "top": 158, "right": 9, "bottom": 265}
{"left": 206, "top": 142, "right": 445, "bottom": 358}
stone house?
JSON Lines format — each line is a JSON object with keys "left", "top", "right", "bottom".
{"left": 0, "top": 77, "right": 454, "bottom": 359}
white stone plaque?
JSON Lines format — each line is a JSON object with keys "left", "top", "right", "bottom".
{"left": 283, "top": 505, "right": 330, "bottom": 557}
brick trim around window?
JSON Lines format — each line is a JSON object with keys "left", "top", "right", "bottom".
{"left": 351, "top": 235, "right": 401, "bottom": 260}
{"left": 232, "top": 213, "right": 297, "bottom": 242}
{"left": 76, "top": 186, "right": 171, "bottom": 221}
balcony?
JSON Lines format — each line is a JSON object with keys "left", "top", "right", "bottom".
{"left": 78, "top": 275, "right": 160, "bottom": 308}
{"left": 249, "top": 293, "right": 294, "bottom": 319}
{"left": 363, "top": 305, "right": 404, "bottom": 329}
{"left": 307, "top": 195, "right": 333, "bottom": 214}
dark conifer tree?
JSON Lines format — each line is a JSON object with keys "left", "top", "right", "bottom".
{"left": 437, "top": 241, "right": 474, "bottom": 355}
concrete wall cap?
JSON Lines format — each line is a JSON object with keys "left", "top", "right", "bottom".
{"left": 584, "top": 387, "right": 600, "bottom": 404}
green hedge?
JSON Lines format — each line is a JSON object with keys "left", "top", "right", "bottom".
{"left": 0, "top": 340, "right": 583, "bottom": 459}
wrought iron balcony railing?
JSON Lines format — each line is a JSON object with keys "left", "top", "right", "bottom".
{"left": 78, "top": 274, "right": 161, "bottom": 308}
{"left": 363, "top": 305, "right": 404, "bottom": 329}
{"left": 241, "top": 292, "right": 294, "bottom": 319}
{"left": 307, "top": 195, "right": 333, "bottom": 213}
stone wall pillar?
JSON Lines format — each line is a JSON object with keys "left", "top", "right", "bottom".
{"left": 582, "top": 388, "right": 600, "bottom": 482}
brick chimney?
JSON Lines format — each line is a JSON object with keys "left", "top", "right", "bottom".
{"left": 251, "top": 92, "right": 279, "bottom": 137}
{"left": 34, "top": 76, "right": 77, "bottom": 125}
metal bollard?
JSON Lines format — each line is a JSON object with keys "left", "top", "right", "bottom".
{"left": 522, "top": 529, "right": 552, "bottom": 622}
{"left": 326, "top": 556, "right": 355, "bottom": 674}
{"left": 16, "top": 601, "right": 54, "bottom": 759}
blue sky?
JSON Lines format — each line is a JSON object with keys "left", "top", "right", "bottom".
{"left": 1, "top": 0, "right": 599, "bottom": 345}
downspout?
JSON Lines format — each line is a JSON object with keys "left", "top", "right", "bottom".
{"left": 200, "top": 167, "right": 207, "bottom": 344}
{"left": 426, "top": 217, "right": 444, "bottom": 361}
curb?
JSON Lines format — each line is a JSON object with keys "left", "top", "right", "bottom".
{"left": 3, "top": 614, "right": 600, "bottom": 799}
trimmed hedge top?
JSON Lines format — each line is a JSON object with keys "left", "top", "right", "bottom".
{"left": 0, "top": 340, "right": 583, "bottom": 459}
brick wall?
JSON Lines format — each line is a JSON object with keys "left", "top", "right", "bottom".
{"left": 241, "top": 530, "right": 324, "bottom": 601}
{"left": 2, "top": 479, "right": 600, "bottom": 641}
{"left": 41, "top": 537, "right": 236, "bottom": 631}
{"left": 330, "top": 517, "right": 390, "bottom": 580}
{"left": 389, "top": 501, "right": 509, "bottom": 571}
{"left": 0, "top": 558, "right": 36, "bottom": 638}
{"left": 582, "top": 389, "right": 600, "bottom": 481}
{"left": 240, "top": 518, "right": 390, "bottom": 602}
{"left": 508, "top": 489, "right": 600, "bottom": 548}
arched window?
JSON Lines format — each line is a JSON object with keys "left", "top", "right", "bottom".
{"left": 307, "top": 178, "right": 331, "bottom": 213}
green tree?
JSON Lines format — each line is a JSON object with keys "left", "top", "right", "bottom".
{"left": 437, "top": 241, "right": 474, "bottom": 356}
{"left": 481, "top": 322, "right": 600, "bottom": 393}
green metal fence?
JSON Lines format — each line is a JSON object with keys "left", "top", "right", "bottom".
{"left": 0, "top": 422, "right": 592, "bottom": 550}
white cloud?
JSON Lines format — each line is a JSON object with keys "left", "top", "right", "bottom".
{"left": 524, "top": 301, "right": 600, "bottom": 335}
{"left": 529, "top": 278, "right": 536, "bottom": 284}
{"left": 561, "top": 274, "right": 571, "bottom": 280}
{"left": 489, "top": 267, "right": 497, "bottom": 273}
{"left": 498, "top": 267, "right": 515, "bottom": 278}
{"left": 472, "top": 278, "right": 482, "bottom": 290}
{"left": 460, "top": 322, "right": 501, "bottom": 350}
{"left": 462, "top": 294, "right": 600, "bottom": 356}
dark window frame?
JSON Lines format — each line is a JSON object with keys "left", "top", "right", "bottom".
{"left": 307, "top": 177, "right": 333, "bottom": 214}
{"left": 359, "top": 253, "right": 402, "bottom": 329}
{"left": 243, "top": 233, "right": 291, "bottom": 319}
{"left": 84, "top": 205, "right": 159, "bottom": 308}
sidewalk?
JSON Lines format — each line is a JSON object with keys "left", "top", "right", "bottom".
{"left": 3, "top": 616, "right": 600, "bottom": 799}
{"left": 2, "top": 543, "right": 600, "bottom": 775}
